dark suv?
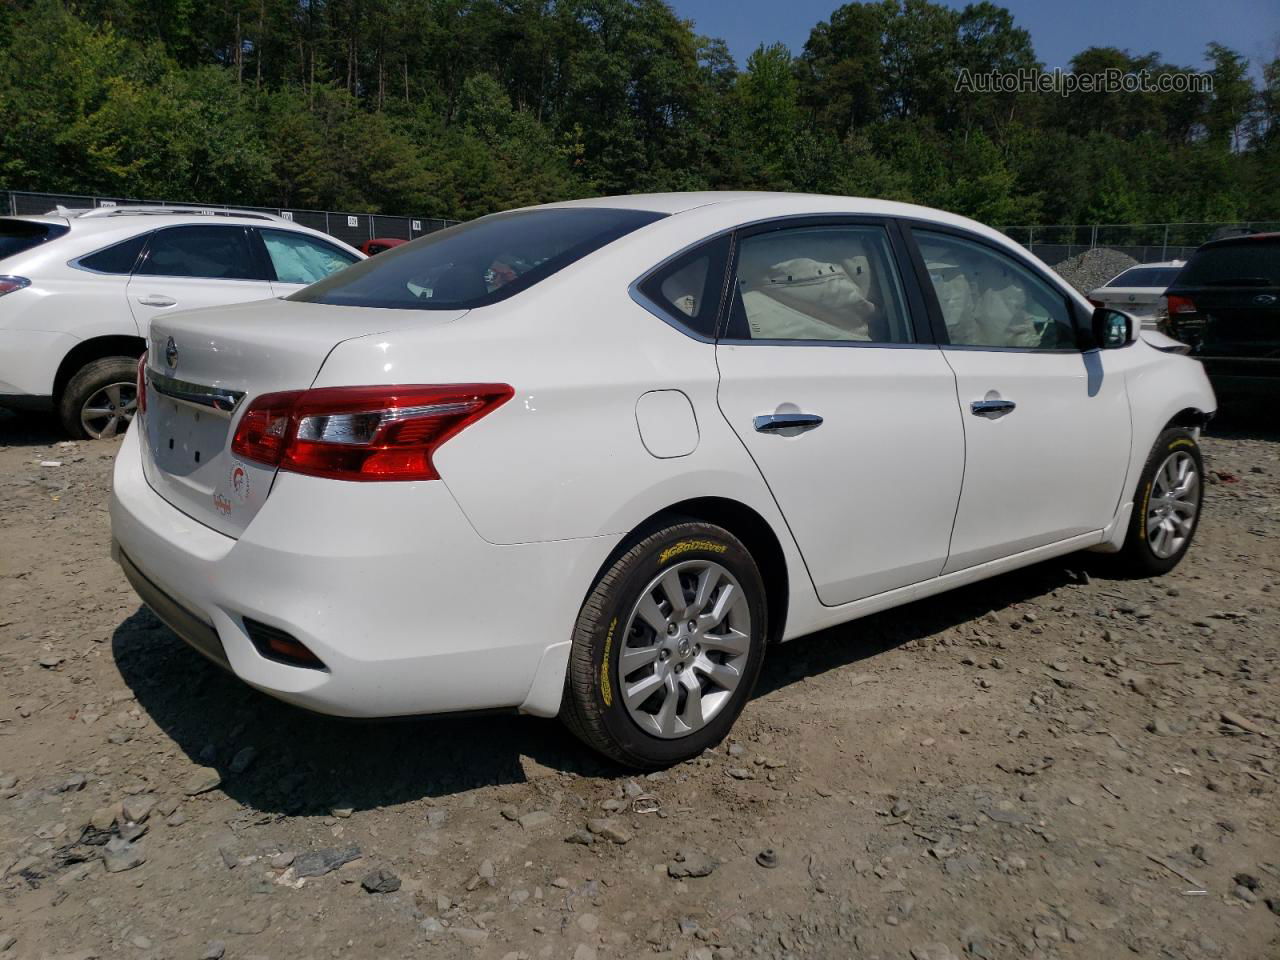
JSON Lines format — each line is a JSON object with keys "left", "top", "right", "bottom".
{"left": 1163, "top": 233, "right": 1280, "bottom": 401}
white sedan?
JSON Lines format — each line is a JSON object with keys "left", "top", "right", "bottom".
{"left": 1087, "top": 260, "right": 1185, "bottom": 329}
{"left": 110, "top": 193, "right": 1216, "bottom": 768}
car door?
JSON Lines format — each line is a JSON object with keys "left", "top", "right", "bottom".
{"left": 254, "top": 227, "right": 360, "bottom": 296}
{"left": 713, "top": 218, "right": 965, "bottom": 605}
{"left": 904, "top": 224, "right": 1132, "bottom": 572}
{"left": 127, "top": 225, "right": 273, "bottom": 331}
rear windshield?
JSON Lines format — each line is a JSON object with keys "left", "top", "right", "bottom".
{"left": 290, "top": 207, "right": 665, "bottom": 310}
{"left": 0, "top": 219, "right": 69, "bottom": 263}
{"left": 1179, "top": 241, "right": 1279, "bottom": 287}
{"left": 1106, "top": 267, "right": 1181, "bottom": 289}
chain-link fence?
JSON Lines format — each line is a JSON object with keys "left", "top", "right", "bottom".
{"left": 1, "top": 189, "right": 458, "bottom": 246}
{"left": 999, "top": 221, "right": 1280, "bottom": 267}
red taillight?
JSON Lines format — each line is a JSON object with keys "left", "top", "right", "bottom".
{"left": 230, "top": 384, "right": 513, "bottom": 482}
{"left": 0, "top": 275, "right": 30, "bottom": 297}
{"left": 136, "top": 352, "right": 148, "bottom": 416}
{"left": 1166, "top": 294, "right": 1197, "bottom": 316}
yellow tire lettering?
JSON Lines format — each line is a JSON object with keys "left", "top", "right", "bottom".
{"left": 1138, "top": 481, "right": 1151, "bottom": 539}
{"left": 1169, "top": 438, "right": 1195, "bottom": 450}
{"left": 600, "top": 617, "right": 617, "bottom": 707}
{"left": 658, "top": 539, "right": 728, "bottom": 565}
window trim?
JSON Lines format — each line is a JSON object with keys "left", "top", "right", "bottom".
{"left": 899, "top": 219, "right": 1089, "bottom": 354}
{"left": 68, "top": 231, "right": 153, "bottom": 276}
{"left": 718, "top": 215, "right": 935, "bottom": 348}
{"left": 134, "top": 224, "right": 270, "bottom": 283}
{"left": 253, "top": 227, "right": 359, "bottom": 285}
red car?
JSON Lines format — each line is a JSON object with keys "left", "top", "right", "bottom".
{"left": 359, "top": 237, "right": 408, "bottom": 256}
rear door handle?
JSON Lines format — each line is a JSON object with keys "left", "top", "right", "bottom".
{"left": 754, "top": 413, "right": 824, "bottom": 433}
{"left": 971, "top": 399, "right": 1016, "bottom": 415}
{"left": 137, "top": 294, "right": 177, "bottom": 307}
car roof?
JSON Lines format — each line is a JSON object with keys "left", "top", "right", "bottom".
{"left": 3, "top": 209, "right": 363, "bottom": 256}
{"left": 1199, "top": 231, "right": 1280, "bottom": 249}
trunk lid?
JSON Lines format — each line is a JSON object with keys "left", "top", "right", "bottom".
{"left": 140, "top": 297, "right": 465, "bottom": 537}
{"left": 1093, "top": 286, "right": 1164, "bottom": 320}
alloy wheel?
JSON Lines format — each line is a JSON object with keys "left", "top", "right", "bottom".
{"left": 80, "top": 382, "right": 137, "bottom": 439}
{"left": 618, "top": 560, "right": 753, "bottom": 739}
{"left": 1146, "top": 450, "right": 1199, "bottom": 559}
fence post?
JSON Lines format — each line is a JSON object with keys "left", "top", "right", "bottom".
{"left": 1162, "top": 225, "right": 1168, "bottom": 260}
{"left": 1090, "top": 225, "right": 1097, "bottom": 249}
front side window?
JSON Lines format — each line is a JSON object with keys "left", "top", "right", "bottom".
{"left": 261, "top": 229, "right": 357, "bottom": 285}
{"left": 725, "top": 224, "right": 913, "bottom": 343}
{"left": 916, "top": 231, "right": 1075, "bottom": 350}
{"left": 137, "top": 226, "right": 261, "bottom": 280}
{"left": 291, "top": 207, "right": 666, "bottom": 310}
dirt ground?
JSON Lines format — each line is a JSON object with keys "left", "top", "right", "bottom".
{"left": 1, "top": 409, "right": 1277, "bottom": 960}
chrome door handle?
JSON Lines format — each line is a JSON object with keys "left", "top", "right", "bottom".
{"left": 971, "top": 399, "right": 1016, "bottom": 415}
{"left": 137, "top": 294, "right": 177, "bottom": 307}
{"left": 754, "top": 413, "right": 824, "bottom": 433}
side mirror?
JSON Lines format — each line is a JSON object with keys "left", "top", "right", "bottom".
{"left": 1091, "top": 307, "right": 1134, "bottom": 349}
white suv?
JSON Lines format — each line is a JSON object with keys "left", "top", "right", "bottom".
{"left": 0, "top": 206, "right": 363, "bottom": 438}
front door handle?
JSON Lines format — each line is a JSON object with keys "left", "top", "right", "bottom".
{"left": 971, "top": 398, "right": 1016, "bottom": 415}
{"left": 754, "top": 413, "right": 824, "bottom": 433}
{"left": 137, "top": 294, "right": 177, "bottom": 307}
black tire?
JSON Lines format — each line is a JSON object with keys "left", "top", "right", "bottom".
{"left": 58, "top": 356, "right": 139, "bottom": 440}
{"left": 560, "top": 520, "right": 768, "bottom": 769}
{"left": 1116, "top": 427, "right": 1204, "bottom": 576}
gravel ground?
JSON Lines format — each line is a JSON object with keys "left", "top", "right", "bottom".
{"left": 1, "top": 410, "right": 1277, "bottom": 960}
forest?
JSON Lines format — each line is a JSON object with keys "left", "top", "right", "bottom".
{"left": 0, "top": 0, "right": 1276, "bottom": 226}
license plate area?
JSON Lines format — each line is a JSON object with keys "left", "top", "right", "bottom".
{"left": 147, "top": 394, "right": 231, "bottom": 481}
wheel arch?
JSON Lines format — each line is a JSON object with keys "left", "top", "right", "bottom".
{"left": 53, "top": 335, "right": 146, "bottom": 402}
{"left": 591, "top": 496, "right": 791, "bottom": 646}
{"left": 1162, "top": 406, "right": 1212, "bottom": 432}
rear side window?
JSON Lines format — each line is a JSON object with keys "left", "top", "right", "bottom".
{"left": 291, "top": 207, "right": 666, "bottom": 310}
{"left": 1106, "top": 267, "right": 1181, "bottom": 288}
{"left": 77, "top": 233, "right": 149, "bottom": 274}
{"left": 635, "top": 236, "right": 730, "bottom": 339}
{"left": 725, "top": 224, "right": 914, "bottom": 343}
{"left": 0, "top": 219, "right": 69, "bottom": 262}
{"left": 260, "top": 229, "right": 357, "bottom": 285}
{"left": 137, "top": 225, "right": 262, "bottom": 280}
{"left": 1179, "top": 242, "right": 1279, "bottom": 287}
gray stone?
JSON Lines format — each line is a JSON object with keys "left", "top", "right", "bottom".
{"left": 101, "top": 837, "right": 145, "bottom": 873}
{"left": 518, "top": 810, "right": 552, "bottom": 829}
{"left": 228, "top": 747, "right": 257, "bottom": 775}
{"left": 668, "top": 850, "right": 716, "bottom": 878}
{"left": 361, "top": 867, "right": 401, "bottom": 894}
{"left": 121, "top": 795, "right": 154, "bottom": 824}
{"left": 200, "top": 941, "right": 227, "bottom": 960}
{"left": 293, "top": 845, "right": 361, "bottom": 878}
{"left": 182, "top": 766, "right": 222, "bottom": 796}
{"left": 586, "top": 818, "right": 632, "bottom": 844}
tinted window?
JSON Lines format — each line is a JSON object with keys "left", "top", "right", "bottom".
{"left": 0, "top": 219, "right": 69, "bottom": 262}
{"left": 291, "top": 208, "right": 665, "bottom": 310}
{"left": 261, "top": 229, "right": 357, "bottom": 285}
{"left": 1106, "top": 267, "right": 1181, "bottom": 288}
{"left": 1179, "top": 242, "right": 1279, "bottom": 287}
{"left": 635, "top": 236, "right": 730, "bottom": 338}
{"left": 137, "top": 225, "right": 261, "bottom": 280}
{"left": 726, "top": 224, "right": 913, "bottom": 343}
{"left": 916, "top": 231, "right": 1075, "bottom": 350}
{"left": 78, "top": 233, "right": 149, "bottom": 274}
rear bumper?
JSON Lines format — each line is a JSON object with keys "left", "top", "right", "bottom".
{"left": 109, "top": 425, "right": 613, "bottom": 718}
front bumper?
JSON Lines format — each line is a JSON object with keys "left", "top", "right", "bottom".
{"left": 109, "top": 425, "right": 612, "bottom": 718}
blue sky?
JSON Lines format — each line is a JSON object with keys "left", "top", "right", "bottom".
{"left": 670, "top": 0, "right": 1280, "bottom": 74}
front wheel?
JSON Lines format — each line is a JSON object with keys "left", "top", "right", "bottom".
{"left": 59, "top": 356, "right": 139, "bottom": 440}
{"left": 1117, "top": 427, "right": 1204, "bottom": 575}
{"left": 560, "top": 520, "right": 768, "bottom": 768}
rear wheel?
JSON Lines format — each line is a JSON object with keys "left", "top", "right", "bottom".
{"left": 59, "top": 356, "right": 138, "bottom": 440}
{"left": 1117, "top": 427, "right": 1204, "bottom": 575}
{"left": 561, "top": 520, "right": 767, "bottom": 768}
